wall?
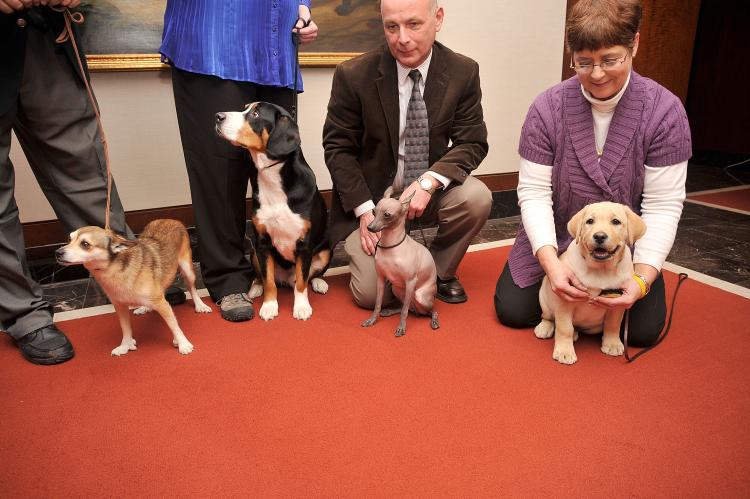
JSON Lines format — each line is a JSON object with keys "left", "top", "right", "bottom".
{"left": 12, "top": 0, "right": 566, "bottom": 223}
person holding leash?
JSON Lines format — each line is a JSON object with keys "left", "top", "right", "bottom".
{"left": 160, "top": 0, "right": 318, "bottom": 323}
{"left": 0, "top": 1, "right": 131, "bottom": 365}
{"left": 494, "top": 0, "right": 691, "bottom": 347}
{"left": 323, "top": 0, "right": 492, "bottom": 309}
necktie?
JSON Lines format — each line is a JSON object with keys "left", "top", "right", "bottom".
{"left": 403, "top": 69, "right": 429, "bottom": 187}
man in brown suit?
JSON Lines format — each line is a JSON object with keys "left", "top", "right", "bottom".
{"left": 323, "top": 0, "right": 491, "bottom": 307}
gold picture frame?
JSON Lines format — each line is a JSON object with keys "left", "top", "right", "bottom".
{"left": 78, "top": 0, "right": 383, "bottom": 72}
{"left": 87, "top": 53, "right": 362, "bottom": 72}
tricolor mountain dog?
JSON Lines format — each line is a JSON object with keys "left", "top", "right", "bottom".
{"left": 215, "top": 101, "right": 330, "bottom": 321}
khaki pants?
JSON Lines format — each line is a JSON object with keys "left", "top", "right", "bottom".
{"left": 344, "top": 175, "right": 491, "bottom": 309}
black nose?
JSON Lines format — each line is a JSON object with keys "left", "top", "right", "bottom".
{"left": 55, "top": 247, "right": 64, "bottom": 258}
{"left": 593, "top": 232, "right": 608, "bottom": 244}
{"left": 215, "top": 112, "right": 226, "bottom": 123}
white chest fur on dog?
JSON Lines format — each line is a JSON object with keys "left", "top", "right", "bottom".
{"left": 253, "top": 155, "right": 306, "bottom": 262}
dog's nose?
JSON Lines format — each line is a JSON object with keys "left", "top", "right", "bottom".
{"left": 215, "top": 112, "right": 226, "bottom": 123}
{"left": 593, "top": 232, "right": 608, "bottom": 244}
{"left": 54, "top": 247, "right": 64, "bottom": 258}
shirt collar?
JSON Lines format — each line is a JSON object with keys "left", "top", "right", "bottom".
{"left": 581, "top": 70, "right": 632, "bottom": 113}
{"left": 396, "top": 50, "right": 433, "bottom": 86}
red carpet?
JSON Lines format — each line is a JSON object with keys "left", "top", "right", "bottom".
{"left": 688, "top": 186, "right": 750, "bottom": 212}
{"left": 1, "top": 246, "right": 749, "bottom": 497}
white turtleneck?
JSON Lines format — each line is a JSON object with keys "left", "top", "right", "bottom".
{"left": 517, "top": 72, "right": 687, "bottom": 271}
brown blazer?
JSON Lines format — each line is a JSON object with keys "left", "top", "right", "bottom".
{"left": 323, "top": 41, "right": 489, "bottom": 245}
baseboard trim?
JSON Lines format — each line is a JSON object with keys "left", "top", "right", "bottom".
{"left": 23, "top": 172, "right": 518, "bottom": 259}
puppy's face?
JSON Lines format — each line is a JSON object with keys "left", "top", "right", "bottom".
{"left": 567, "top": 202, "right": 646, "bottom": 263}
{"left": 215, "top": 101, "right": 300, "bottom": 160}
{"left": 55, "top": 227, "right": 132, "bottom": 267}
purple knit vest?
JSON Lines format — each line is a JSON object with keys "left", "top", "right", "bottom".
{"left": 508, "top": 71, "right": 692, "bottom": 288}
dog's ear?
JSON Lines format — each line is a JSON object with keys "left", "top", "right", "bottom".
{"left": 383, "top": 186, "right": 394, "bottom": 199}
{"left": 567, "top": 205, "right": 588, "bottom": 241}
{"left": 623, "top": 205, "right": 647, "bottom": 245}
{"left": 401, "top": 190, "right": 416, "bottom": 208}
{"left": 108, "top": 233, "right": 137, "bottom": 254}
{"left": 266, "top": 115, "right": 300, "bottom": 159}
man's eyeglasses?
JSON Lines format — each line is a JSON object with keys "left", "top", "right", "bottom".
{"left": 570, "top": 50, "right": 631, "bottom": 74}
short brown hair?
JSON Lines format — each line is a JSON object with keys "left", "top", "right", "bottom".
{"left": 566, "top": 0, "right": 642, "bottom": 53}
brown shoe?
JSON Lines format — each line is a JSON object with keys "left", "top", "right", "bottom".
{"left": 218, "top": 293, "right": 255, "bottom": 322}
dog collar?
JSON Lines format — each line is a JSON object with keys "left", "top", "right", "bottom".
{"left": 375, "top": 232, "right": 407, "bottom": 254}
{"left": 259, "top": 159, "right": 285, "bottom": 171}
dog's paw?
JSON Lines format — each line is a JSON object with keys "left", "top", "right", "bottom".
{"left": 174, "top": 339, "right": 194, "bottom": 355}
{"left": 534, "top": 320, "right": 554, "bottom": 339}
{"left": 194, "top": 302, "right": 212, "bottom": 314}
{"left": 394, "top": 326, "right": 406, "bottom": 337}
{"left": 132, "top": 306, "right": 151, "bottom": 315}
{"left": 249, "top": 280, "right": 264, "bottom": 300}
{"left": 361, "top": 316, "right": 377, "bottom": 327}
{"left": 311, "top": 277, "right": 328, "bottom": 294}
{"left": 601, "top": 339, "right": 624, "bottom": 356}
{"left": 293, "top": 301, "right": 313, "bottom": 321}
{"left": 111, "top": 338, "right": 137, "bottom": 356}
{"left": 259, "top": 300, "right": 279, "bottom": 321}
{"left": 552, "top": 345, "right": 578, "bottom": 365}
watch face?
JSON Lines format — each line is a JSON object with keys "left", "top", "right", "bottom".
{"left": 420, "top": 178, "right": 431, "bottom": 189}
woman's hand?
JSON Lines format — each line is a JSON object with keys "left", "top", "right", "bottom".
{"left": 295, "top": 5, "right": 318, "bottom": 44}
{"left": 591, "top": 276, "right": 641, "bottom": 310}
{"left": 537, "top": 246, "right": 589, "bottom": 302}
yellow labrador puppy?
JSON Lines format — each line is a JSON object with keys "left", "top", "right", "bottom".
{"left": 534, "top": 202, "right": 646, "bottom": 365}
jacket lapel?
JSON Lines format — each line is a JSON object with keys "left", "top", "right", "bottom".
{"left": 423, "top": 43, "right": 448, "bottom": 127}
{"left": 375, "top": 47, "right": 400, "bottom": 166}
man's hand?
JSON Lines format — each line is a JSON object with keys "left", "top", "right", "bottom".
{"left": 44, "top": 0, "right": 81, "bottom": 8}
{"left": 400, "top": 179, "right": 433, "bottom": 220}
{"left": 0, "top": 0, "right": 31, "bottom": 14}
{"left": 359, "top": 210, "right": 380, "bottom": 256}
{"left": 295, "top": 5, "right": 318, "bottom": 44}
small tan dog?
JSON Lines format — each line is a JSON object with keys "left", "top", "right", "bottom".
{"left": 534, "top": 202, "right": 646, "bottom": 365}
{"left": 55, "top": 219, "right": 211, "bottom": 356}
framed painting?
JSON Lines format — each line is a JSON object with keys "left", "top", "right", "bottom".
{"left": 78, "top": 0, "right": 385, "bottom": 71}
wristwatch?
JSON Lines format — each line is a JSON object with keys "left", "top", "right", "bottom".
{"left": 418, "top": 175, "right": 437, "bottom": 195}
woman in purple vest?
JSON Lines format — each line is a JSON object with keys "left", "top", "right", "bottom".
{"left": 494, "top": 0, "right": 691, "bottom": 347}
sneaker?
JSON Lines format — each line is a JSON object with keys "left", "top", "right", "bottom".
{"left": 15, "top": 324, "right": 75, "bottom": 365}
{"left": 218, "top": 292, "right": 254, "bottom": 322}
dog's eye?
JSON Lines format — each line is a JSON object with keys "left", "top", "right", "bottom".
{"left": 612, "top": 218, "right": 621, "bottom": 225}
{"left": 80, "top": 240, "right": 90, "bottom": 249}
{"left": 252, "top": 110, "right": 260, "bottom": 118}
{"left": 384, "top": 212, "right": 391, "bottom": 219}
{"left": 585, "top": 218, "right": 594, "bottom": 225}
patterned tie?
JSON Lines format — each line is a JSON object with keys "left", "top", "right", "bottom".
{"left": 403, "top": 69, "right": 429, "bottom": 187}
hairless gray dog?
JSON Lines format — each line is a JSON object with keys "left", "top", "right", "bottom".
{"left": 361, "top": 187, "right": 440, "bottom": 337}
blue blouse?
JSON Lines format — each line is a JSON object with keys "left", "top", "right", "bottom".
{"left": 160, "top": 0, "right": 311, "bottom": 90}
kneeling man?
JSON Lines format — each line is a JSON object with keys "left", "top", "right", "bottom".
{"left": 323, "top": 0, "right": 491, "bottom": 307}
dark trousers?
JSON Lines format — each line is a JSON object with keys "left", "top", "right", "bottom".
{"left": 494, "top": 262, "right": 667, "bottom": 347}
{"left": 0, "top": 27, "right": 128, "bottom": 339}
{"left": 170, "top": 68, "right": 293, "bottom": 301}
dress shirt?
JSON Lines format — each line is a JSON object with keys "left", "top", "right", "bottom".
{"left": 354, "top": 50, "right": 450, "bottom": 217}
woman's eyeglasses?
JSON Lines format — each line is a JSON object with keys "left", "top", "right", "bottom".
{"left": 570, "top": 50, "right": 631, "bottom": 74}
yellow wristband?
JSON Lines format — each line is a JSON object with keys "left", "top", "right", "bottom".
{"left": 632, "top": 273, "right": 650, "bottom": 298}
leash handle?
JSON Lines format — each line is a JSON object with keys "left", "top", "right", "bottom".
{"left": 291, "top": 17, "right": 311, "bottom": 122}
{"left": 53, "top": 7, "right": 113, "bottom": 231}
{"left": 624, "top": 272, "right": 689, "bottom": 363}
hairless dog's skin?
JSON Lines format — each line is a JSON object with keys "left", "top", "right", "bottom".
{"left": 361, "top": 187, "right": 440, "bottom": 337}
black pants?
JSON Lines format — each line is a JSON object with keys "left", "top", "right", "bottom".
{"left": 493, "top": 262, "right": 667, "bottom": 347}
{"left": 171, "top": 67, "right": 294, "bottom": 301}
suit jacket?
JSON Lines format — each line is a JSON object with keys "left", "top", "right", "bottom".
{"left": 1, "top": 8, "right": 90, "bottom": 116}
{"left": 323, "top": 41, "right": 489, "bottom": 245}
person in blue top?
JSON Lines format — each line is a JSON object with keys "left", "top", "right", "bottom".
{"left": 160, "top": 1, "right": 318, "bottom": 323}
